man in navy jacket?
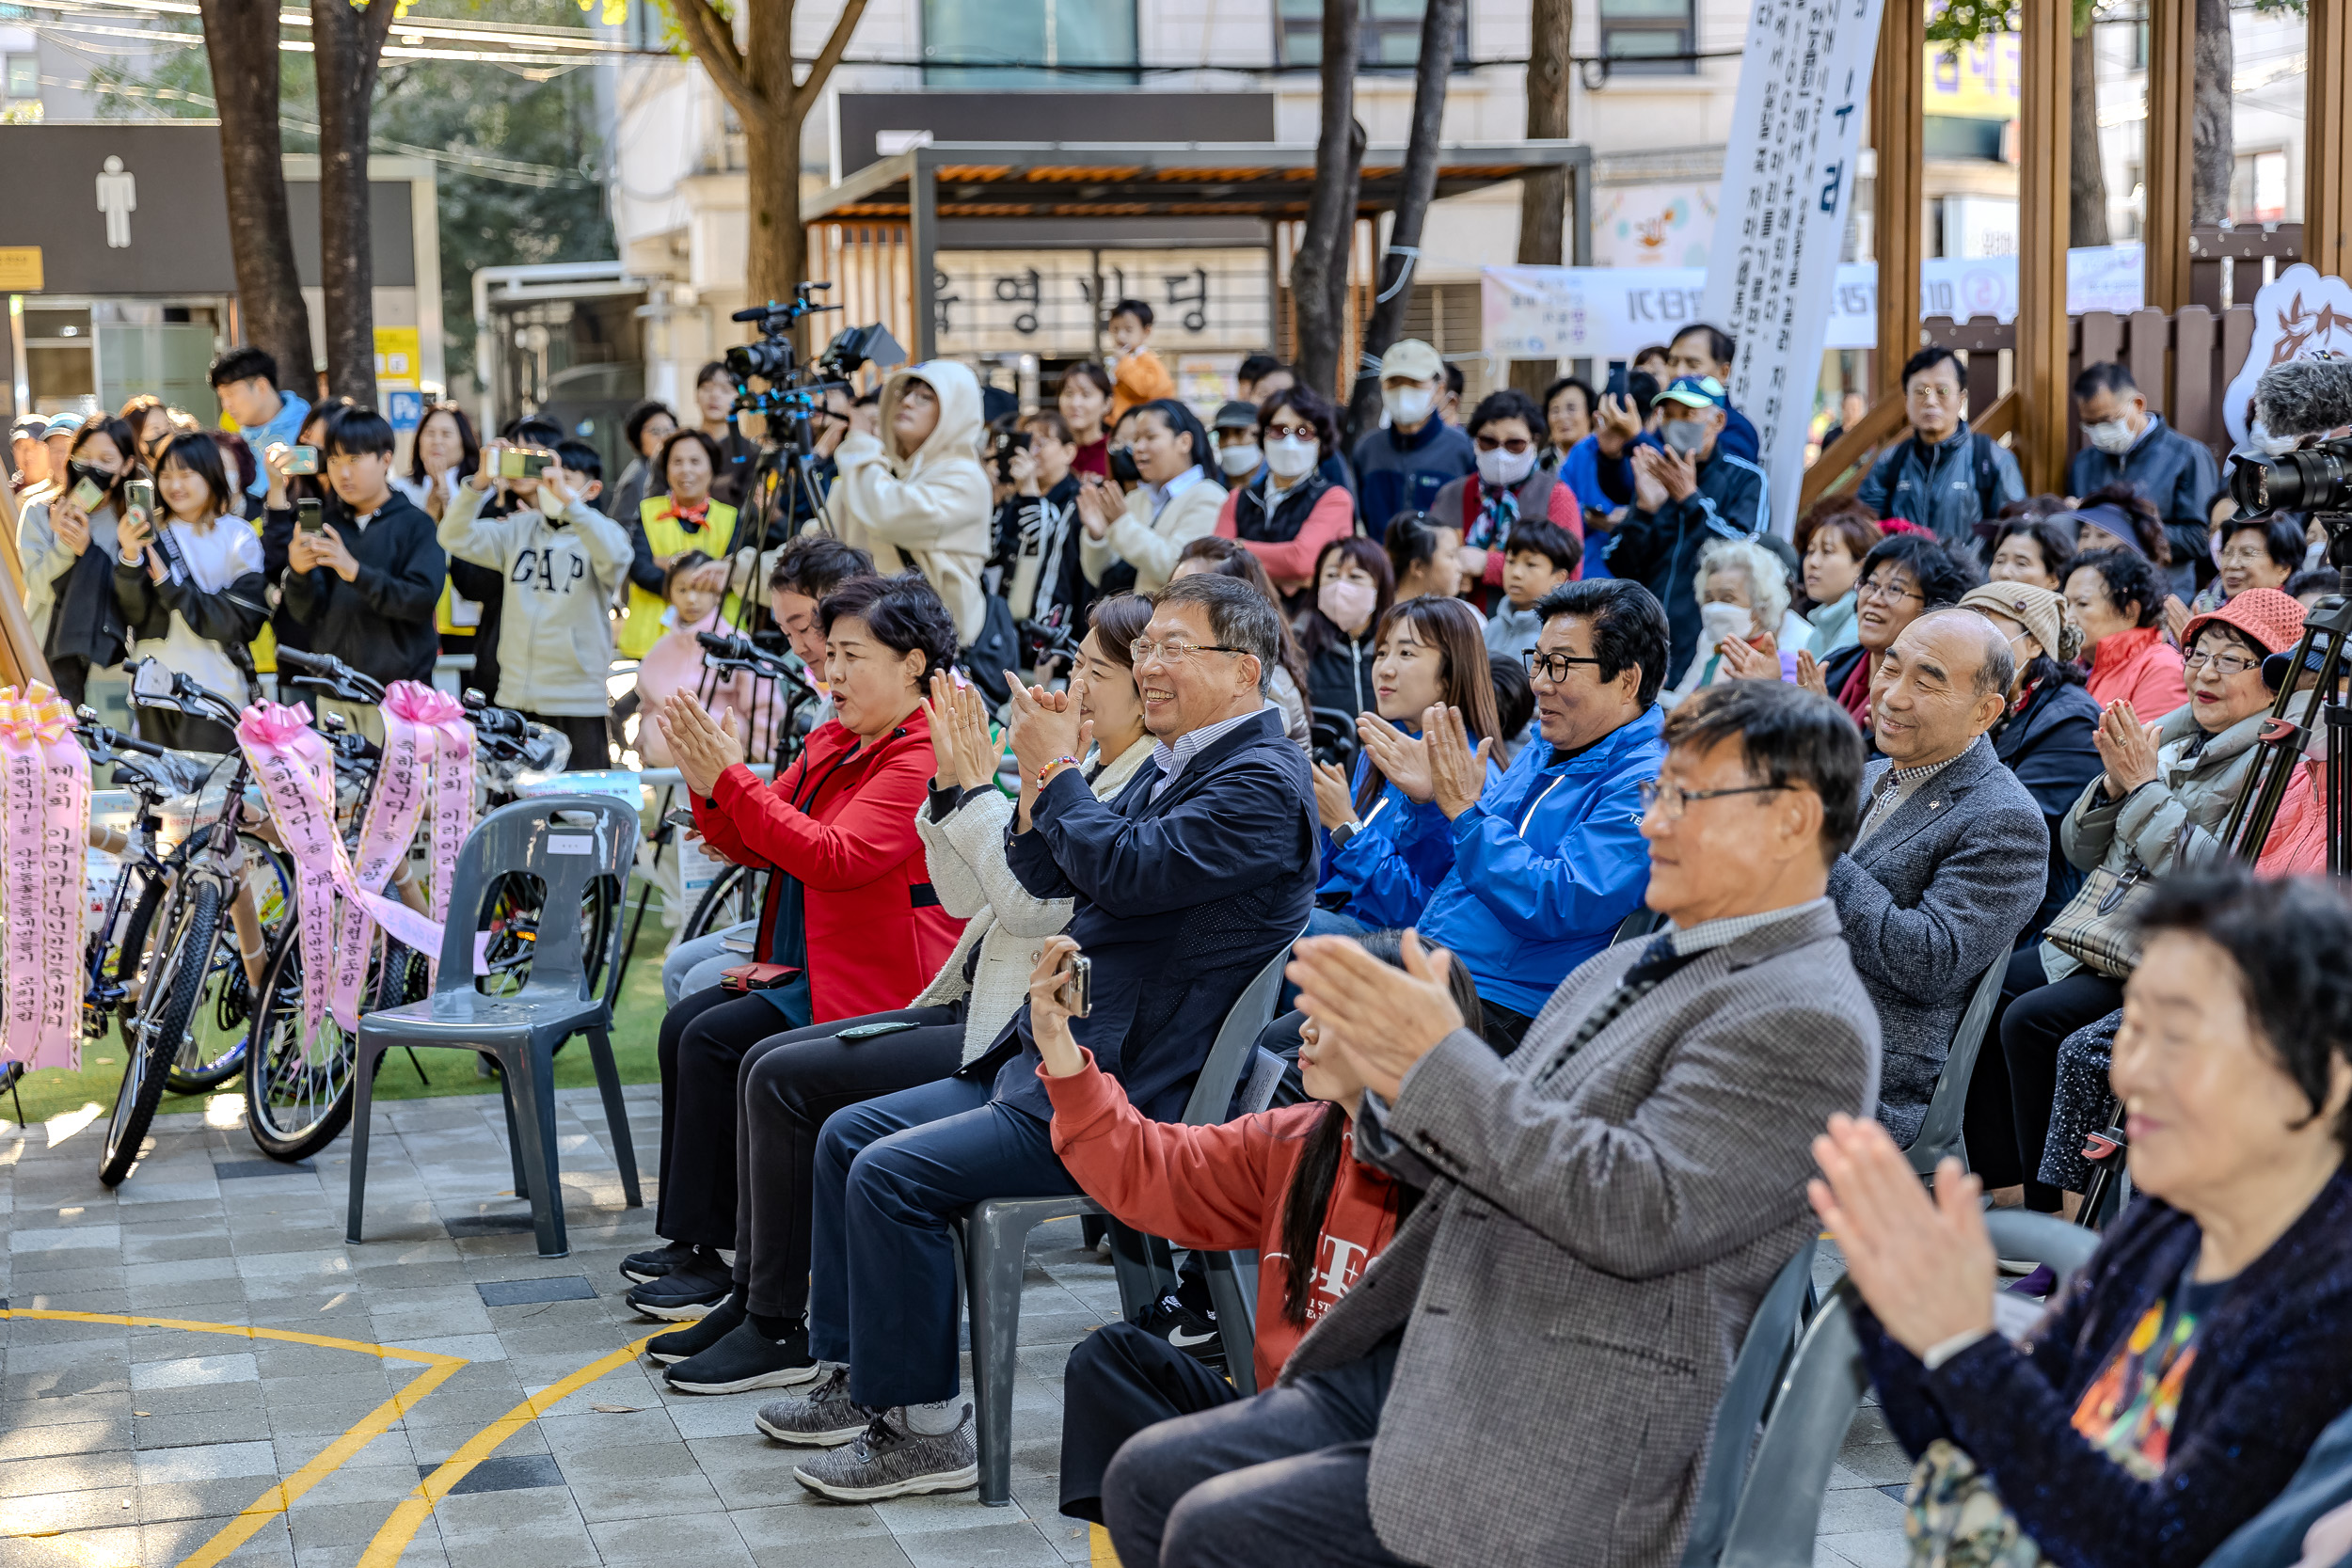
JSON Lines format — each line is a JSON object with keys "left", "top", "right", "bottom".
{"left": 777, "top": 573, "right": 1316, "bottom": 1501}
{"left": 2067, "top": 360, "right": 2221, "bottom": 598}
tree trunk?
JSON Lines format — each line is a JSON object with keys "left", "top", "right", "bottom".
{"left": 312, "top": 0, "right": 397, "bottom": 401}
{"left": 1512, "top": 0, "right": 1572, "bottom": 397}
{"left": 1344, "top": 0, "right": 1462, "bottom": 445}
{"left": 197, "top": 0, "right": 312, "bottom": 396}
{"left": 741, "top": 113, "right": 809, "bottom": 310}
{"left": 2191, "top": 0, "right": 2233, "bottom": 223}
{"left": 1292, "top": 0, "right": 1362, "bottom": 401}
{"left": 2069, "top": 18, "right": 2109, "bottom": 246}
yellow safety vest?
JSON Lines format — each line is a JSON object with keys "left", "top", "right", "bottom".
{"left": 621, "top": 496, "right": 740, "bottom": 657}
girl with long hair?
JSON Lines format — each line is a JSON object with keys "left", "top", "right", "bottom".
{"left": 1295, "top": 535, "right": 1394, "bottom": 720}
{"left": 21, "top": 413, "right": 143, "bottom": 703}
{"left": 112, "top": 433, "right": 266, "bottom": 752}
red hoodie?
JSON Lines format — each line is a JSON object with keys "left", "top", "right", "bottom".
{"left": 1041, "top": 1050, "right": 1404, "bottom": 1387}
{"left": 690, "top": 707, "right": 962, "bottom": 1023}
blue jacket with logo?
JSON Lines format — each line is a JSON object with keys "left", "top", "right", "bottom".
{"left": 1318, "top": 736, "right": 1502, "bottom": 929}
{"left": 1415, "top": 706, "right": 1666, "bottom": 1019}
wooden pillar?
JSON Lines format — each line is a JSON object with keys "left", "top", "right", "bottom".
{"left": 1871, "top": 0, "right": 1924, "bottom": 402}
{"left": 2143, "top": 0, "right": 2195, "bottom": 309}
{"left": 2016, "top": 0, "right": 2072, "bottom": 492}
{"left": 2310, "top": 0, "right": 2352, "bottom": 277}
{"left": 909, "top": 154, "right": 938, "bottom": 362}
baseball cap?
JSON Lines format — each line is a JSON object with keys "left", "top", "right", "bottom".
{"left": 1657, "top": 375, "right": 1729, "bottom": 410}
{"left": 43, "top": 412, "right": 83, "bottom": 440}
{"left": 1212, "top": 400, "right": 1259, "bottom": 431}
{"left": 1379, "top": 339, "right": 1443, "bottom": 383}
{"left": 10, "top": 415, "right": 46, "bottom": 441}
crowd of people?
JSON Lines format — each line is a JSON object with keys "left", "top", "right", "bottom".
{"left": 19, "top": 315, "right": 2352, "bottom": 1568}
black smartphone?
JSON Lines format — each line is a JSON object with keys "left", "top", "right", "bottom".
{"left": 662, "top": 807, "right": 697, "bottom": 832}
{"left": 296, "top": 498, "right": 326, "bottom": 535}
{"left": 837, "top": 1019, "right": 923, "bottom": 1040}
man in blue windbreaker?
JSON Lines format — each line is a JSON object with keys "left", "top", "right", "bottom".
{"left": 1412, "top": 578, "right": 1669, "bottom": 1052}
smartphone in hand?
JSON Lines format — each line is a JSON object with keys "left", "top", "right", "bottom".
{"left": 296, "top": 498, "right": 326, "bottom": 535}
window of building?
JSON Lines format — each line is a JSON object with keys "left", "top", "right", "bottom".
{"left": 1276, "top": 0, "right": 1472, "bottom": 71}
{"left": 1597, "top": 0, "right": 1695, "bottom": 75}
{"left": 1923, "top": 115, "right": 2007, "bottom": 161}
{"left": 2231, "top": 149, "right": 2289, "bottom": 224}
{"left": 6, "top": 55, "right": 37, "bottom": 100}
{"left": 922, "top": 0, "right": 1138, "bottom": 87}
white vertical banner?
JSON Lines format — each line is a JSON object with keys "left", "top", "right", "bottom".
{"left": 1702, "top": 0, "right": 1887, "bottom": 535}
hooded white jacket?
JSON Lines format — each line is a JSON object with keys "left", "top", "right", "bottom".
{"left": 437, "top": 479, "right": 634, "bottom": 717}
{"left": 821, "top": 359, "right": 993, "bottom": 643}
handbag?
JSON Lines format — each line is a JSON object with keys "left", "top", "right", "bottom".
{"left": 2042, "top": 862, "right": 2153, "bottom": 978}
{"left": 958, "top": 593, "right": 1022, "bottom": 707}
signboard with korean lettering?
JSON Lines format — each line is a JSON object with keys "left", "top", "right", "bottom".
{"left": 1701, "top": 0, "right": 1889, "bottom": 534}
{"left": 931, "top": 249, "right": 1271, "bottom": 358}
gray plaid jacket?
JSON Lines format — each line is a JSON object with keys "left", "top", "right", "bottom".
{"left": 1283, "top": 900, "right": 1879, "bottom": 1568}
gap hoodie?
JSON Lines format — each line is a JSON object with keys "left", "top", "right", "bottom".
{"left": 821, "top": 359, "right": 993, "bottom": 645}
{"left": 437, "top": 478, "right": 635, "bottom": 717}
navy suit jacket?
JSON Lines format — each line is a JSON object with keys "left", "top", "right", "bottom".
{"left": 978, "top": 706, "right": 1316, "bottom": 1124}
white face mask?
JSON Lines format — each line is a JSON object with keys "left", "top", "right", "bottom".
{"left": 2083, "top": 417, "right": 2137, "bottom": 455}
{"left": 1698, "top": 600, "right": 1753, "bottom": 648}
{"left": 1475, "top": 446, "right": 1537, "bottom": 490}
{"left": 538, "top": 485, "right": 565, "bottom": 518}
{"left": 1217, "top": 442, "right": 1262, "bottom": 478}
{"left": 2249, "top": 420, "right": 2302, "bottom": 458}
{"left": 1383, "top": 386, "right": 1437, "bottom": 427}
{"left": 1264, "top": 435, "right": 1318, "bottom": 481}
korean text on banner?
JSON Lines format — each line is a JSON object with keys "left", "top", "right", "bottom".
{"left": 1703, "top": 0, "right": 1888, "bottom": 536}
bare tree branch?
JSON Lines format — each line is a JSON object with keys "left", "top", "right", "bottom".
{"left": 794, "top": 0, "right": 872, "bottom": 124}
{"left": 670, "top": 0, "right": 760, "bottom": 124}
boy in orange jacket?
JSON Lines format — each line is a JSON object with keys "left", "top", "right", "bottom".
{"left": 1106, "top": 299, "right": 1177, "bottom": 421}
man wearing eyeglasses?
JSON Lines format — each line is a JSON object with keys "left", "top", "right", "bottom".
{"left": 1377, "top": 578, "right": 1673, "bottom": 1053}
{"left": 764, "top": 571, "right": 1317, "bottom": 1501}
{"left": 1855, "top": 346, "right": 2027, "bottom": 561}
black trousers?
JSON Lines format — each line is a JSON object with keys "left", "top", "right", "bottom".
{"left": 1062, "top": 1321, "right": 1238, "bottom": 1524}
{"left": 1962, "top": 946, "right": 2123, "bottom": 1208}
{"left": 654, "top": 986, "right": 804, "bottom": 1247}
{"left": 1104, "top": 1336, "right": 1407, "bottom": 1568}
{"left": 730, "top": 1002, "right": 964, "bottom": 1319}
{"left": 521, "top": 710, "right": 612, "bottom": 771}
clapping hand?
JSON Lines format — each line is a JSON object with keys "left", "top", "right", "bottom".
{"left": 655, "top": 690, "right": 747, "bottom": 798}
{"left": 2093, "top": 700, "right": 2162, "bottom": 799}
{"left": 1355, "top": 714, "right": 1434, "bottom": 803}
{"left": 1027, "top": 934, "right": 1088, "bottom": 1077}
{"left": 921, "top": 671, "right": 1003, "bottom": 792}
{"left": 1311, "top": 758, "right": 1359, "bottom": 832}
{"left": 1286, "top": 929, "right": 1465, "bottom": 1104}
{"left": 1635, "top": 442, "right": 1698, "bottom": 503}
{"left": 1716, "top": 632, "right": 1779, "bottom": 682}
{"left": 1003, "top": 674, "right": 1084, "bottom": 784}
{"left": 1792, "top": 649, "right": 1828, "bottom": 698}
{"left": 2161, "top": 595, "right": 2192, "bottom": 647}
{"left": 1422, "top": 704, "right": 1492, "bottom": 820}
{"left": 1807, "top": 1114, "right": 1995, "bottom": 1358}
{"left": 1074, "top": 475, "right": 1120, "bottom": 541}
{"left": 1629, "top": 446, "right": 1671, "bottom": 514}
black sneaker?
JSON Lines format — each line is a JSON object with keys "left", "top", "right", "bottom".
{"left": 626, "top": 1248, "right": 732, "bottom": 1321}
{"left": 665, "top": 1319, "right": 819, "bottom": 1395}
{"left": 1136, "top": 1291, "right": 1224, "bottom": 1368}
{"left": 620, "top": 1240, "right": 700, "bottom": 1285}
{"left": 645, "top": 1292, "right": 744, "bottom": 1366}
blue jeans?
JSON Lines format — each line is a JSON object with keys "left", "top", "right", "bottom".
{"left": 807, "top": 1076, "right": 1079, "bottom": 1410}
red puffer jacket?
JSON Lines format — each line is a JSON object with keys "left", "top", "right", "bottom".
{"left": 690, "top": 707, "right": 963, "bottom": 1023}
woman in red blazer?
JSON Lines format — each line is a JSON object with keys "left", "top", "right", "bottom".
{"left": 639, "top": 571, "right": 965, "bottom": 1298}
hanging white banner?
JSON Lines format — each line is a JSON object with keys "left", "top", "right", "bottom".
{"left": 1702, "top": 0, "right": 1888, "bottom": 534}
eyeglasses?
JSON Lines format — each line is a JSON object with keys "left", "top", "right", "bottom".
{"left": 1132, "top": 637, "right": 1250, "bottom": 665}
{"left": 2183, "top": 648, "right": 2262, "bottom": 676}
{"left": 1905, "top": 383, "right": 1962, "bottom": 405}
{"left": 1264, "top": 422, "right": 1316, "bottom": 443}
{"left": 2218, "top": 548, "right": 2277, "bottom": 567}
{"left": 1474, "top": 435, "right": 1534, "bottom": 455}
{"left": 1638, "top": 779, "right": 1788, "bottom": 818}
{"left": 1523, "top": 648, "right": 1606, "bottom": 683}
{"left": 1856, "top": 577, "right": 1924, "bottom": 605}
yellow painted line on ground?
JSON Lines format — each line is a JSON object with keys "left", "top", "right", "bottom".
{"left": 1091, "top": 1522, "right": 1122, "bottom": 1566}
{"left": 0, "top": 1308, "right": 469, "bottom": 1567}
{"left": 355, "top": 1333, "right": 658, "bottom": 1568}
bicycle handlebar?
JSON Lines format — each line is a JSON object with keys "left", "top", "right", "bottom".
{"left": 276, "top": 645, "right": 389, "bottom": 705}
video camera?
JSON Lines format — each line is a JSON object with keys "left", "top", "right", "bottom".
{"left": 723, "top": 285, "right": 907, "bottom": 407}
{"left": 2232, "top": 441, "right": 2352, "bottom": 516}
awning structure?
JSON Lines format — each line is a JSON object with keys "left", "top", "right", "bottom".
{"left": 803, "top": 139, "right": 1593, "bottom": 361}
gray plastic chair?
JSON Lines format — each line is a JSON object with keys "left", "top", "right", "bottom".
{"left": 1698, "top": 1211, "right": 2102, "bottom": 1567}
{"left": 1612, "top": 905, "right": 1666, "bottom": 944}
{"left": 1905, "top": 955, "right": 2009, "bottom": 1175}
{"left": 1198, "top": 1045, "right": 1289, "bottom": 1399}
{"left": 345, "top": 797, "right": 643, "bottom": 1259}
{"left": 954, "top": 943, "right": 1293, "bottom": 1506}
{"left": 1678, "top": 1240, "right": 1820, "bottom": 1568}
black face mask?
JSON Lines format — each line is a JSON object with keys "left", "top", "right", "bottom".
{"left": 67, "top": 460, "right": 112, "bottom": 494}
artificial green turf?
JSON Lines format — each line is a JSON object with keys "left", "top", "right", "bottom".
{"left": 1, "top": 925, "right": 672, "bottom": 1133}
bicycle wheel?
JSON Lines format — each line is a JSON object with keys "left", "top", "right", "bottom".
{"left": 110, "top": 863, "right": 169, "bottom": 1047}
{"left": 101, "top": 880, "right": 219, "bottom": 1187}
{"left": 476, "top": 874, "right": 615, "bottom": 1002}
{"left": 165, "top": 839, "right": 295, "bottom": 1095}
{"left": 243, "top": 925, "right": 425, "bottom": 1163}
{"left": 681, "top": 863, "right": 760, "bottom": 945}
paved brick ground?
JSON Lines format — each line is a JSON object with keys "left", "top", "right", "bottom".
{"left": 0, "top": 1086, "right": 1911, "bottom": 1568}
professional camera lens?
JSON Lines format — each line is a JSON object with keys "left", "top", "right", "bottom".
{"left": 725, "top": 338, "right": 794, "bottom": 385}
{"left": 2233, "top": 440, "right": 2352, "bottom": 515}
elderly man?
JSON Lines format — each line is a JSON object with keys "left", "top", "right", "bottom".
{"left": 1831, "top": 609, "right": 2048, "bottom": 1144}
{"left": 1855, "top": 346, "right": 2027, "bottom": 561}
{"left": 1104, "top": 680, "right": 1881, "bottom": 1568}
{"left": 1590, "top": 375, "right": 1769, "bottom": 675}
{"left": 755, "top": 572, "right": 1316, "bottom": 1501}
{"left": 2069, "top": 360, "right": 2219, "bottom": 597}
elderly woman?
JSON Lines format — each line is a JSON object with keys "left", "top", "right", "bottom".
{"left": 1983, "top": 588, "right": 2307, "bottom": 1212}
{"left": 1988, "top": 515, "right": 2077, "bottom": 592}
{"left": 2192, "top": 515, "right": 2305, "bottom": 612}
{"left": 632, "top": 574, "right": 965, "bottom": 1317}
{"left": 1812, "top": 867, "right": 2352, "bottom": 1568}
{"left": 1805, "top": 531, "right": 1978, "bottom": 736}
{"left": 1661, "top": 536, "right": 1798, "bottom": 707}
{"left": 2067, "top": 547, "right": 2189, "bottom": 721}
{"left": 633, "top": 594, "right": 1162, "bottom": 1382}
{"left": 1213, "top": 384, "right": 1354, "bottom": 607}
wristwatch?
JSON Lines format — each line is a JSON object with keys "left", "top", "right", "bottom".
{"left": 1329, "top": 820, "right": 1361, "bottom": 849}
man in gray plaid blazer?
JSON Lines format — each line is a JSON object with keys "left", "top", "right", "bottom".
{"left": 1103, "top": 681, "right": 1883, "bottom": 1568}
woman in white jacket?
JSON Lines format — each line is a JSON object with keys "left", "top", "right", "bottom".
{"left": 1077, "top": 399, "right": 1228, "bottom": 594}
{"left": 821, "top": 359, "right": 993, "bottom": 648}
{"left": 637, "top": 594, "right": 1157, "bottom": 1392}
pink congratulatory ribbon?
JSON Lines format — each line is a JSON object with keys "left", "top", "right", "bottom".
{"left": 0, "top": 684, "right": 89, "bottom": 1074}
